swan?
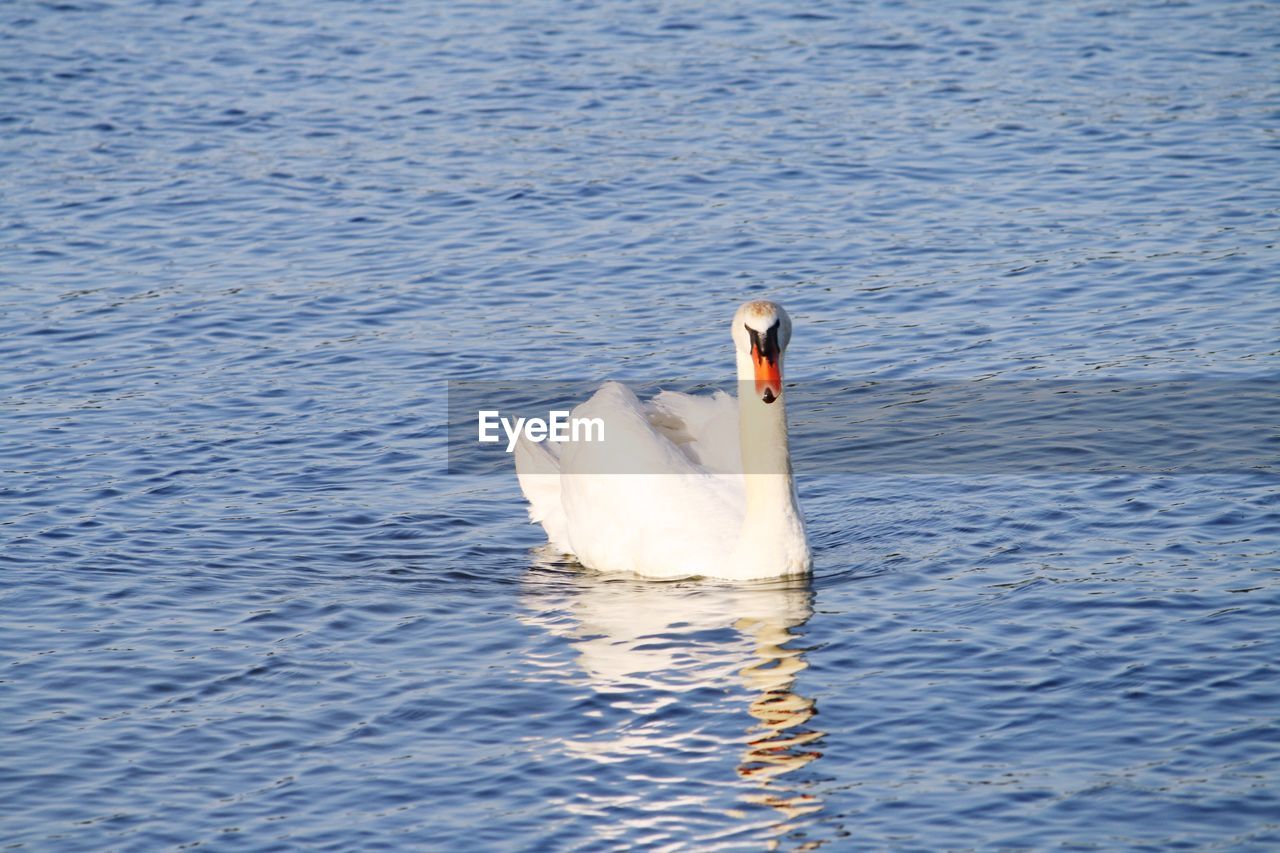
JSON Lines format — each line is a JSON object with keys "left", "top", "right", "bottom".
{"left": 514, "top": 300, "right": 810, "bottom": 581}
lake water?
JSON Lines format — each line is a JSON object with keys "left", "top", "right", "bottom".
{"left": 3, "top": 0, "right": 1278, "bottom": 848}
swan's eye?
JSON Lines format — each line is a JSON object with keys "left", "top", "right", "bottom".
{"left": 746, "top": 321, "right": 781, "bottom": 364}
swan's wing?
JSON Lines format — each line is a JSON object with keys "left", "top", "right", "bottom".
{"left": 561, "top": 382, "right": 705, "bottom": 477}
{"left": 514, "top": 435, "right": 573, "bottom": 552}
{"left": 558, "top": 383, "right": 743, "bottom": 578}
{"left": 644, "top": 389, "right": 741, "bottom": 476}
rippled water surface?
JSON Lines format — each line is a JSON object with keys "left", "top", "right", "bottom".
{"left": 3, "top": 0, "right": 1279, "bottom": 848}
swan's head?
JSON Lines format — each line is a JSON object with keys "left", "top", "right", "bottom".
{"left": 732, "top": 300, "right": 793, "bottom": 405}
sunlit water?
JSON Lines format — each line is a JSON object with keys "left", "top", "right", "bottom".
{"left": 3, "top": 0, "right": 1278, "bottom": 848}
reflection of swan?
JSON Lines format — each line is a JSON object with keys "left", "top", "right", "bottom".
{"left": 735, "top": 617, "right": 824, "bottom": 826}
{"left": 520, "top": 560, "right": 824, "bottom": 844}
{"left": 515, "top": 301, "right": 810, "bottom": 581}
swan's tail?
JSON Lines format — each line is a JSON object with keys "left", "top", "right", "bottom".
{"left": 514, "top": 435, "right": 572, "bottom": 553}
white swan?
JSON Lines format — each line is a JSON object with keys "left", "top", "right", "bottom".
{"left": 514, "top": 300, "right": 810, "bottom": 581}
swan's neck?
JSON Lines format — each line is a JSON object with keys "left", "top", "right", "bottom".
{"left": 733, "top": 353, "right": 809, "bottom": 576}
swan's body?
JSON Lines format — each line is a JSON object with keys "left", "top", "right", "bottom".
{"left": 515, "top": 300, "right": 810, "bottom": 581}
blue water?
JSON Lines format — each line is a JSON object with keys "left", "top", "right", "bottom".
{"left": 3, "top": 0, "right": 1279, "bottom": 848}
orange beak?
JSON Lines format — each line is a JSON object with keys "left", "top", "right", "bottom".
{"left": 753, "top": 351, "right": 782, "bottom": 404}
{"left": 747, "top": 321, "right": 783, "bottom": 404}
